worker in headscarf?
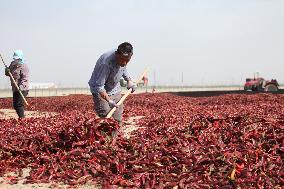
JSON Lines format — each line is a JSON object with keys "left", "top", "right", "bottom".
{"left": 5, "top": 50, "right": 29, "bottom": 118}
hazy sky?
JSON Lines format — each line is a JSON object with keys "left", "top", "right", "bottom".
{"left": 0, "top": 0, "right": 283, "bottom": 87}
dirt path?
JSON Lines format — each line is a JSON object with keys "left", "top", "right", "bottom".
{"left": 120, "top": 116, "right": 145, "bottom": 139}
{"left": 0, "top": 115, "right": 144, "bottom": 189}
{"left": 0, "top": 109, "right": 57, "bottom": 119}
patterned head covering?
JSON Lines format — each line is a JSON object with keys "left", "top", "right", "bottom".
{"left": 13, "top": 50, "right": 25, "bottom": 64}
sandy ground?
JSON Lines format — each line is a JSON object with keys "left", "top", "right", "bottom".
{"left": 120, "top": 116, "right": 145, "bottom": 139}
{"left": 0, "top": 111, "right": 144, "bottom": 189}
{"left": 0, "top": 109, "right": 57, "bottom": 119}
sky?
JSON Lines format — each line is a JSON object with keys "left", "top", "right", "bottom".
{"left": 0, "top": 0, "right": 284, "bottom": 88}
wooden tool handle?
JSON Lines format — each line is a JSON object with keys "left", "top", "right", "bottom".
{"left": 106, "top": 68, "right": 148, "bottom": 118}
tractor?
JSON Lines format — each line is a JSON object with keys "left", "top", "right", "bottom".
{"left": 244, "top": 77, "right": 279, "bottom": 92}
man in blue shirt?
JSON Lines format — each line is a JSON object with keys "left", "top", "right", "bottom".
{"left": 88, "top": 42, "right": 136, "bottom": 125}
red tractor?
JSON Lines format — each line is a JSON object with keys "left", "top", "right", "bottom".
{"left": 244, "top": 77, "right": 279, "bottom": 92}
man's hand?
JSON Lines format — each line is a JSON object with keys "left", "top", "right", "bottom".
{"left": 127, "top": 81, "right": 137, "bottom": 93}
{"left": 108, "top": 100, "right": 119, "bottom": 108}
{"left": 19, "top": 85, "right": 26, "bottom": 91}
{"left": 5, "top": 68, "right": 10, "bottom": 76}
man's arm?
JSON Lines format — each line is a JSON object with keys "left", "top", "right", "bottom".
{"left": 122, "top": 68, "right": 131, "bottom": 82}
{"left": 99, "top": 90, "right": 111, "bottom": 102}
{"left": 89, "top": 64, "right": 118, "bottom": 108}
{"left": 123, "top": 68, "right": 137, "bottom": 93}
{"left": 89, "top": 63, "right": 111, "bottom": 101}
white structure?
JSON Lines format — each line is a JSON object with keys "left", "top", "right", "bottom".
{"left": 29, "top": 82, "right": 57, "bottom": 89}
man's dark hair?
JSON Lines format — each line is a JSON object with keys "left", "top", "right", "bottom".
{"left": 116, "top": 42, "right": 133, "bottom": 57}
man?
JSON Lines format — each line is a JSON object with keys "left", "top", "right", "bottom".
{"left": 5, "top": 50, "right": 29, "bottom": 118}
{"left": 88, "top": 42, "right": 136, "bottom": 126}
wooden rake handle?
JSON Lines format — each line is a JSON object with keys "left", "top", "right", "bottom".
{"left": 0, "top": 54, "right": 29, "bottom": 106}
{"left": 106, "top": 68, "right": 148, "bottom": 118}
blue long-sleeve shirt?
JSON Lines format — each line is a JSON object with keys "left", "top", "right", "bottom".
{"left": 88, "top": 50, "right": 131, "bottom": 95}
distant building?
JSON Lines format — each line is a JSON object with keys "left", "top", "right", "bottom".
{"left": 29, "top": 82, "right": 57, "bottom": 89}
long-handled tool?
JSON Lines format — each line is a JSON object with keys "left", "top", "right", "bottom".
{"left": 0, "top": 53, "right": 29, "bottom": 106}
{"left": 106, "top": 68, "right": 148, "bottom": 118}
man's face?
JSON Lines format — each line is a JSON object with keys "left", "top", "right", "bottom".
{"left": 116, "top": 54, "right": 132, "bottom": 67}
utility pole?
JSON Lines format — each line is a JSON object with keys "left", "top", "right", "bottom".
{"left": 152, "top": 70, "right": 156, "bottom": 93}
{"left": 181, "top": 72, "right": 184, "bottom": 86}
{"left": 240, "top": 73, "right": 243, "bottom": 90}
{"left": 153, "top": 71, "right": 156, "bottom": 87}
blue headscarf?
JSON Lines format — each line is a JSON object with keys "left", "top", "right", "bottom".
{"left": 13, "top": 50, "right": 25, "bottom": 64}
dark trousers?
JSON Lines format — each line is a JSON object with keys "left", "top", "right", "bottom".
{"left": 13, "top": 90, "right": 29, "bottom": 118}
{"left": 92, "top": 92, "right": 123, "bottom": 125}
